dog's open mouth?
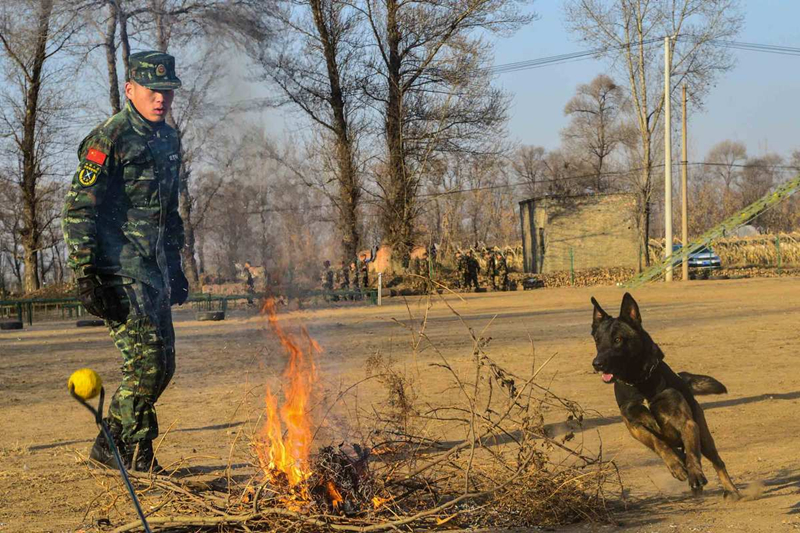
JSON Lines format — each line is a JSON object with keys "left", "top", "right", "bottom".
{"left": 601, "top": 373, "right": 615, "bottom": 383}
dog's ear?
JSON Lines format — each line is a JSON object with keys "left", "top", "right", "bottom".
{"left": 620, "top": 292, "right": 642, "bottom": 326}
{"left": 591, "top": 297, "right": 609, "bottom": 331}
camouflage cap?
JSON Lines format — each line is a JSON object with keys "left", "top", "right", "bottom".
{"left": 128, "top": 51, "right": 181, "bottom": 90}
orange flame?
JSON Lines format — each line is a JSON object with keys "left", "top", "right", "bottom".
{"left": 326, "top": 481, "right": 344, "bottom": 511}
{"left": 372, "top": 495, "right": 393, "bottom": 509}
{"left": 255, "top": 299, "right": 321, "bottom": 488}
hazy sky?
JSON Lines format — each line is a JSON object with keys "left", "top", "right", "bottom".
{"left": 247, "top": 0, "right": 799, "bottom": 161}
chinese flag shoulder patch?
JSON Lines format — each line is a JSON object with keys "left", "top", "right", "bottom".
{"left": 86, "top": 148, "right": 107, "bottom": 165}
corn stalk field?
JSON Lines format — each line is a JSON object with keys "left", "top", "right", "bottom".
{"left": 649, "top": 233, "right": 800, "bottom": 268}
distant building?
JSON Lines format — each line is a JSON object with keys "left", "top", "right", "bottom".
{"left": 519, "top": 193, "right": 639, "bottom": 274}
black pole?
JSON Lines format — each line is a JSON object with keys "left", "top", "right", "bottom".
{"left": 70, "top": 386, "right": 152, "bottom": 533}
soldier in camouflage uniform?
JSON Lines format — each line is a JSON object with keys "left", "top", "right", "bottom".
{"left": 62, "top": 51, "right": 185, "bottom": 473}
{"left": 485, "top": 250, "right": 498, "bottom": 290}
{"left": 349, "top": 261, "right": 360, "bottom": 299}
{"left": 320, "top": 260, "right": 334, "bottom": 291}
{"left": 454, "top": 251, "right": 467, "bottom": 289}
{"left": 466, "top": 250, "right": 480, "bottom": 291}
{"left": 495, "top": 251, "right": 509, "bottom": 291}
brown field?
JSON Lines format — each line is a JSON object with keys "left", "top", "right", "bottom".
{"left": 1, "top": 277, "right": 799, "bottom": 532}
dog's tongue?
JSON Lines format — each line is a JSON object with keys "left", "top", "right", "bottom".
{"left": 602, "top": 373, "right": 614, "bottom": 383}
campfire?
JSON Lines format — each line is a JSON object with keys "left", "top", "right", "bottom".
{"left": 252, "top": 299, "right": 379, "bottom": 515}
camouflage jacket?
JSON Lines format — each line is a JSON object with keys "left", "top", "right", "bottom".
{"left": 62, "top": 101, "right": 185, "bottom": 289}
{"left": 496, "top": 256, "right": 508, "bottom": 274}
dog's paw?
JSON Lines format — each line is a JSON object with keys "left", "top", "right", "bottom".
{"left": 688, "top": 470, "right": 708, "bottom": 490}
{"left": 668, "top": 462, "right": 688, "bottom": 482}
{"left": 723, "top": 490, "right": 742, "bottom": 501}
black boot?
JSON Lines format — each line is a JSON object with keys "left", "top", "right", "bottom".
{"left": 126, "top": 440, "right": 163, "bottom": 473}
{"left": 89, "top": 419, "right": 126, "bottom": 469}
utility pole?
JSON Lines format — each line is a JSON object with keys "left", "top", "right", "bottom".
{"left": 681, "top": 85, "right": 689, "bottom": 282}
{"left": 664, "top": 36, "right": 674, "bottom": 282}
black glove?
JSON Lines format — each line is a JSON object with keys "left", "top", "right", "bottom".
{"left": 77, "top": 276, "right": 129, "bottom": 322}
{"left": 170, "top": 270, "right": 189, "bottom": 306}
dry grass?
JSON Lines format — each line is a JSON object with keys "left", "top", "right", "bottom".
{"left": 713, "top": 233, "right": 800, "bottom": 267}
{"left": 649, "top": 233, "right": 800, "bottom": 268}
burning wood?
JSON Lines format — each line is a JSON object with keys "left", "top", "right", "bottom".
{"left": 308, "top": 444, "right": 377, "bottom": 515}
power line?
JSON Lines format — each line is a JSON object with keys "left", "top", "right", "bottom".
{"left": 689, "top": 162, "right": 800, "bottom": 172}
{"left": 489, "top": 38, "right": 663, "bottom": 74}
{"left": 709, "top": 40, "right": 800, "bottom": 57}
{"left": 489, "top": 38, "right": 800, "bottom": 76}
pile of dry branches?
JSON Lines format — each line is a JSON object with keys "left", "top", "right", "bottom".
{"left": 86, "top": 294, "right": 622, "bottom": 532}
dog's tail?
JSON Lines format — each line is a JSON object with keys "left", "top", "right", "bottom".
{"left": 678, "top": 372, "right": 728, "bottom": 395}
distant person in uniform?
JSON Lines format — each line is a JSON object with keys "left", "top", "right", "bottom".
{"left": 338, "top": 261, "right": 350, "bottom": 300}
{"left": 455, "top": 251, "right": 468, "bottom": 289}
{"left": 349, "top": 261, "right": 360, "bottom": 299}
{"left": 244, "top": 261, "right": 256, "bottom": 305}
{"left": 62, "top": 51, "right": 186, "bottom": 472}
{"left": 320, "top": 260, "right": 334, "bottom": 291}
{"left": 485, "top": 250, "right": 498, "bottom": 290}
{"left": 466, "top": 250, "right": 480, "bottom": 291}
{"left": 495, "top": 251, "right": 509, "bottom": 291}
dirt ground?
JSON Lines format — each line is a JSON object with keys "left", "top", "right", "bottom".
{"left": 1, "top": 277, "right": 799, "bottom": 532}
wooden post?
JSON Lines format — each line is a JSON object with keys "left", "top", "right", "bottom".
{"left": 569, "top": 247, "right": 575, "bottom": 286}
{"left": 681, "top": 84, "right": 689, "bottom": 282}
{"left": 664, "top": 36, "right": 674, "bottom": 282}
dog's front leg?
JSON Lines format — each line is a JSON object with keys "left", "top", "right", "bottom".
{"left": 650, "top": 389, "right": 708, "bottom": 495}
{"left": 620, "top": 402, "right": 688, "bottom": 482}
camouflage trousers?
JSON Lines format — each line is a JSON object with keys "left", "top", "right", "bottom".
{"left": 101, "top": 276, "right": 175, "bottom": 443}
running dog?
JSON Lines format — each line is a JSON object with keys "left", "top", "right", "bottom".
{"left": 590, "top": 293, "right": 740, "bottom": 499}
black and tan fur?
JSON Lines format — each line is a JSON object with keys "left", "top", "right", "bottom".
{"left": 591, "top": 293, "right": 740, "bottom": 499}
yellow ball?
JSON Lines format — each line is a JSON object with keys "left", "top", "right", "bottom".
{"left": 68, "top": 368, "right": 103, "bottom": 400}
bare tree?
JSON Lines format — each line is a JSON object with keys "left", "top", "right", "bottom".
{"left": 789, "top": 149, "right": 800, "bottom": 173}
{"left": 360, "top": 0, "right": 532, "bottom": 257}
{"left": 200, "top": 126, "right": 334, "bottom": 283}
{"left": 741, "top": 153, "right": 800, "bottom": 233}
{"left": 565, "top": 0, "right": 743, "bottom": 268}
{"left": 420, "top": 152, "right": 517, "bottom": 252}
{"left": 511, "top": 145, "right": 548, "bottom": 199}
{"left": 0, "top": 0, "right": 78, "bottom": 292}
{"left": 704, "top": 140, "right": 746, "bottom": 191}
{"left": 241, "top": 0, "right": 365, "bottom": 264}
{"left": 561, "top": 74, "right": 626, "bottom": 192}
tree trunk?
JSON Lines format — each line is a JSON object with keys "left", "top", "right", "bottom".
{"left": 118, "top": 4, "right": 131, "bottom": 77}
{"left": 337, "top": 147, "right": 360, "bottom": 263}
{"left": 381, "top": 0, "right": 413, "bottom": 258}
{"left": 104, "top": 0, "right": 121, "bottom": 113}
{"left": 178, "top": 165, "right": 201, "bottom": 290}
{"left": 151, "top": 0, "right": 169, "bottom": 52}
{"left": 19, "top": 0, "right": 54, "bottom": 293}
{"left": 53, "top": 242, "right": 64, "bottom": 283}
{"left": 309, "top": 0, "right": 361, "bottom": 264}
{"left": 197, "top": 228, "right": 206, "bottom": 275}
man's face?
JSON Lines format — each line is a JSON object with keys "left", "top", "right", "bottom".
{"left": 125, "top": 81, "right": 174, "bottom": 122}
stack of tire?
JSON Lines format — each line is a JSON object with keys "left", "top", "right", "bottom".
{"left": 0, "top": 320, "right": 23, "bottom": 331}
{"left": 197, "top": 311, "right": 225, "bottom": 321}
